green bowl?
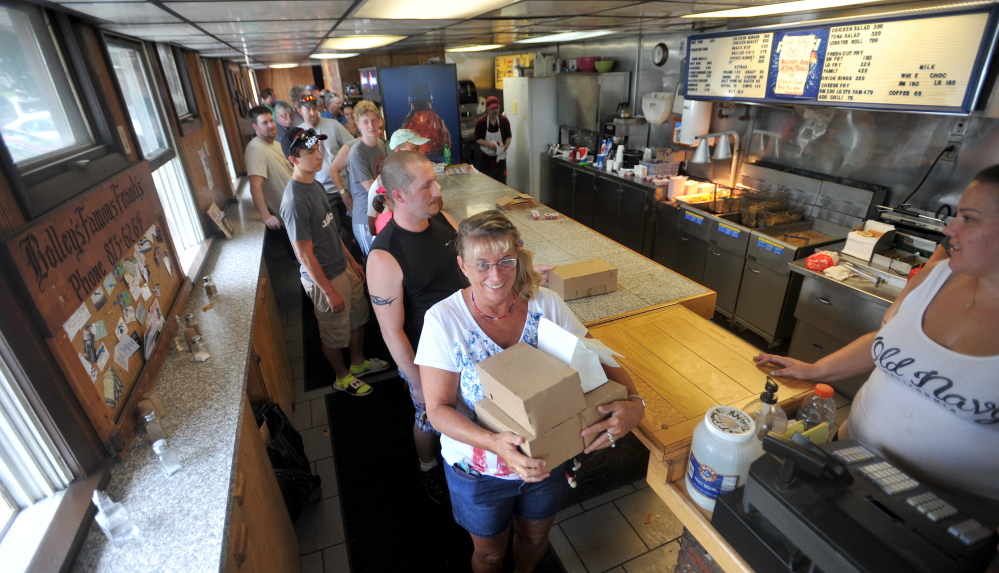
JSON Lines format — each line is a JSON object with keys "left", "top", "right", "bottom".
{"left": 594, "top": 60, "right": 614, "bottom": 73}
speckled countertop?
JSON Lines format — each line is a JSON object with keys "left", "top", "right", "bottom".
{"left": 439, "top": 171, "right": 709, "bottom": 323}
{"left": 73, "top": 192, "right": 264, "bottom": 572}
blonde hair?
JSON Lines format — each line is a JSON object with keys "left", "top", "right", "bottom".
{"left": 456, "top": 210, "right": 540, "bottom": 301}
{"left": 353, "top": 99, "right": 379, "bottom": 120}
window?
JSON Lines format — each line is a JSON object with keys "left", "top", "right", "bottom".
{"left": 199, "top": 58, "right": 236, "bottom": 183}
{"left": 107, "top": 40, "right": 171, "bottom": 169}
{"left": 0, "top": 1, "right": 129, "bottom": 219}
{"left": 155, "top": 43, "right": 200, "bottom": 135}
{"left": 106, "top": 36, "right": 205, "bottom": 271}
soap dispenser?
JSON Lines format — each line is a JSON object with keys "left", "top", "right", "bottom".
{"left": 743, "top": 378, "right": 788, "bottom": 440}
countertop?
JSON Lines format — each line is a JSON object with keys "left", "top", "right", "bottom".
{"left": 439, "top": 170, "right": 712, "bottom": 323}
{"left": 74, "top": 192, "right": 265, "bottom": 572}
{"left": 550, "top": 155, "right": 669, "bottom": 192}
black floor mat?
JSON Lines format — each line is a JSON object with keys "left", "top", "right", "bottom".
{"left": 303, "top": 299, "right": 566, "bottom": 572}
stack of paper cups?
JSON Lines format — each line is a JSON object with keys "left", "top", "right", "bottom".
{"left": 615, "top": 145, "right": 625, "bottom": 164}
{"left": 668, "top": 176, "right": 688, "bottom": 200}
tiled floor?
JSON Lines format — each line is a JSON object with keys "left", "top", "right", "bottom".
{"left": 268, "top": 253, "right": 686, "bottom": 573}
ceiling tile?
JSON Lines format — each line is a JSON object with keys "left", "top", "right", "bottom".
{"left": 594, "top": 2, "right": 745, "bottom": 18}
{"left": 200, "top": 20, "right": 336, "bottom": 35}
{"left": 477, "top": 1, "right": 641, "bottom": 18}
{"left": 335, "top": 19, "right": 458, "bottom": 33}
{"left": 216, "top": 33, "right": 324, "bottom": 43}
{"left": 165, "top": 1, "right": 353, "bottom": 22}
{"left": 101, "top": 23, "right": 204, "bottom": 37}
{"left": 59, "top": 2, "right": 180, "bottom": 24}
{"left": 541, "top": 15, "right": 643, "bottom": 27}
{"left": 445, "top": 18, "right": 548, "bottom": 29}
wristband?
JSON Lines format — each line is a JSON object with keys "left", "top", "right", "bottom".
{"left": 628, "top": 394, "right": 646, "bottom": 408}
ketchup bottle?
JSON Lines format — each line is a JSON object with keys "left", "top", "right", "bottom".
{"left": 401, "top": 83, "right": 451, "bottom": 156}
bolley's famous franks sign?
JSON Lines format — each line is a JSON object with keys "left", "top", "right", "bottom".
{"left": 1, "top": 161, "right": 164, "bottom": 337}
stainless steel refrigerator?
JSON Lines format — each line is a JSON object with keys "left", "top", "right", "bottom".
{"left": 503, "top": 76, "right": 557, "bottom": 200}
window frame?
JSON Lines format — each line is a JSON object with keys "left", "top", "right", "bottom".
{"left": 102, "top": 34, "right": 176, "bottom": 172}
{"left": 153, "top": 43, "right": 202, "bottom": 136}
{"left": 0, "top": 5, "right": 130, "bottom": 220}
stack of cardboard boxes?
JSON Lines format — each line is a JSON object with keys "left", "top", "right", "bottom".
{"left": 474, "top": 343, "right": 627, "bottom": 468}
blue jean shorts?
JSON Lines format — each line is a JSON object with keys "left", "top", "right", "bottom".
{"left": 445, "top": 461, "right": 568, "bottom": 538}
{"left": 399, "top": 369, "right": 440, "bottom": 436}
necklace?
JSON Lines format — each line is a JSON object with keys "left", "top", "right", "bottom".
{"left": 471, "top": 292, "right": 516, "bottom": 320}
{"left": 967, "top": 278, "right": 978, "bottom": 309}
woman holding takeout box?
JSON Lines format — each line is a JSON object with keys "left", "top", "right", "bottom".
{"left": 416, "top": 210, "right": 645, "bottom": 573}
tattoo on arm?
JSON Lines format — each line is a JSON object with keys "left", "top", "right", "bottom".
{"left": 370, "top": 294, "right": 397, "bottom": 306}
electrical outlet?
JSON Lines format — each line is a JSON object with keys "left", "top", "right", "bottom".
{"left": 943, "top": 141, "right": 961, "bottom": 162}
{"left": 951, "top": 118, "right": 969, "bottom": 136}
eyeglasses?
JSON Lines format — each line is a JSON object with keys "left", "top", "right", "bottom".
{"left": 468, "top": 258, "right": 518, "bottom": 273}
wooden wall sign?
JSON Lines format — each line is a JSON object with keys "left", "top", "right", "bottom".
{"left": 0, "top": 161, "right": 188, "bottom": 455}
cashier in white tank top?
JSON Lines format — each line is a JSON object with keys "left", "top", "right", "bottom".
{"left": 755, "top": 164, "right": 999, "bottom": 501}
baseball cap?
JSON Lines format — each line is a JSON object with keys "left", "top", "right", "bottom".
{"left": 389, "top": 128, "right": 430, "bottom": 151}
{"left": 296, "top": 94, "right": 318, "bottom": 108}
{"left": 486, "top": 95, "right": 500, "bottom": 109}
{"left": 281, "top": 127, "right": 328, "bottom": 159}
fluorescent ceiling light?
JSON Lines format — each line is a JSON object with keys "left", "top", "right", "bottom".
{"left": 683, "top": 0, "right": 883, "bottom": 18}
{"left": 517, "top": 30, "right": 615, "bottom": 44}
{"left": 446, "top": 44, "right": 504, "bottom": 52}
{"left": 322, "top": 36, "right": 406, "bottom": 50}
{"left": 310, "top": 53, "right": 360, "bottom": 59}
{"left": 269, "top": 63, "right": 298, "bottom": 68}
{"left": 354, "top": 0, "right": 515, "bottom": 20}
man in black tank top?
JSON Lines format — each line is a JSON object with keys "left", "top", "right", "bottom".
{"left": 367, "top": 151, "right": 466, "bottom": 504}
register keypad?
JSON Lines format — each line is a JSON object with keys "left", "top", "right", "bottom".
{"left": 857, "top": 461, "right": 919, "bottom": 494}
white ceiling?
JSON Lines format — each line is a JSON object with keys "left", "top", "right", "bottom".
{"left": 52, "top": 0, "right": 922, "bottom": 67}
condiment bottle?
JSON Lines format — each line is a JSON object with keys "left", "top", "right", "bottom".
{"left": 742, "top": 378, "right": 788, "bottom": 440}
{"left": 183, "top": 313, "right": 201, "bottom": 336}
{"left": 203, "top": 275, "right": 217, "bottom": 297}
{"left": 151, "top": 439, "right": 182, "bottom": 476}
{"left": 92, "top": 490, "right": 139, "bottom": 546}
{"left": 142, "top": 410, "right": 167, "bottom": 442}
{"left": 190, "top": 336, "right": 210, "bottom": 363}
{"left": 686, "top": 406, "right": 761, "bottom": 511}
{"left": 172, "top": 316, "right": 188, "bottom": 352}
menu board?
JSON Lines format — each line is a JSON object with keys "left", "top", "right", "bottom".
{"left": 684, "top": 7, "right": 999, "bottom": 113}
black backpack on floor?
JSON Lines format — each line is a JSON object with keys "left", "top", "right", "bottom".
{"left": 253, "top": 402, "right": 322, "bottom": 522}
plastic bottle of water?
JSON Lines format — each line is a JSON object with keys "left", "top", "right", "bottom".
{"left": 443, "top": 143, "right": 451, "bottom": 166}
{"left": 796, "top": 383, "right": 837, "bottom": 434}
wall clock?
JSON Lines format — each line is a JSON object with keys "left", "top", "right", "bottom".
{"left": 652, "top": 43, "right": 668, "bottom": 67}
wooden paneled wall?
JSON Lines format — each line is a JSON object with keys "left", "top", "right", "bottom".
{"left": 255, "top": 67, "right": 318, "bottom": 104}
{"left": 331, "top": 47, "right": 446, "bottom": 95}
{"left": 205, "top": 58, "right": 248, "bottom": 176}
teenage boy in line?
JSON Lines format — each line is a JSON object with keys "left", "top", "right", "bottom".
{"left": 279, "top": 127, "right": 390, "bottom": 396}
{"left": 345, "top": 100, "right": 388, "bottom": 256}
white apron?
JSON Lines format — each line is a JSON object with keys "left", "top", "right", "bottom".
{"left": 479, "top": 119, "right": 506, "bottom": 161}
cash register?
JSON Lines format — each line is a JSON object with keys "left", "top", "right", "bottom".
{"left": 712, "top": 433, "right": 998, "bottom": 572}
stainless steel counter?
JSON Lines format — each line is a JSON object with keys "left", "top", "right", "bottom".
{"left": 788, "top": 256, "right": 901, "bottom": 307}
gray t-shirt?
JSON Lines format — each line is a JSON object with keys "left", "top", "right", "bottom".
{"left": 298, "top": 117, "right": 355, "bottom": 192}
{"left": 280, "top": 178, "right": 347, "bottom": 281}
{"left": 348, "top": 139, "right": 388, "bottom": 222}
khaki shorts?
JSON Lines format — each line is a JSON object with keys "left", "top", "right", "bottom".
{"left": 302, "top": 268, "right": 369, "bottom": 349}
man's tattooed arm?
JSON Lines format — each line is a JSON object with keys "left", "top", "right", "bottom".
{"left": 370, "top": 294, "right": 397, "bottom": 306}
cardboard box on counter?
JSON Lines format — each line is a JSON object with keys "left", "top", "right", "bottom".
{"left": 840, "top": 220, "right": 896, "bottom": 262}
{"left": 476, "top": 343, "right": 585, "bottom": 431}
{"left": 475, "top": 397, "right": 583, "bottom": 468}
{"left": 581, "top": 380, "right": 629, "bottom": 447}
{"left": 495, "top": 193, "right": 538, "bottom": 210}
{"left": 549, "top": 259, "right": 618, "bottom": 301}
{"left": 656, "top": 149, "right": 689, "bottom": 163}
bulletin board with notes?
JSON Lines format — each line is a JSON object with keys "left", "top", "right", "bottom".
{"left": 0, "top": 161, "right": 188, "bottom": 455}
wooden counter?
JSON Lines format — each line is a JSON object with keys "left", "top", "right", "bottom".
{"left": 589, "top": 304, "right": 819, "bottom": 573}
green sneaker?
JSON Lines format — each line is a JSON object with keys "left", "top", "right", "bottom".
{"left": 334, "top": 374, "right": 372, "bottom": 396}
{"left": 350, "top": 358, "right": 391, "bottom": 378}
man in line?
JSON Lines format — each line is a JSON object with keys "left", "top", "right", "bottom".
{"left": 280, "top": 127, "right": 390, "bottom": 396}
{"left": 365, "top": 129, "right": 429, "bottom": 236}
{"left": 366, "top": 150, "right": 464, "bottom": 502}
{"left": 346, "top": 100, "right": 387, "bottom": 256}
{"left": 273, "top": 100, "right": 296, "bottom": 144}
{"left": 474, "top": 95, "right": 512, "bottom": 184}
{"left": 260, "top": 88, "right": 276, "bottom": 116}
{"left": 245, "top": 105, "right": 293, "bottom": 235}
{"left": 321, "top": 93, "right": 343, "bottom": 122}
{"left": 288, "top": 85, "right": 307, "bottom": 124}
{"left": 297, "top": 93, "right": 356, "bottom": 244}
